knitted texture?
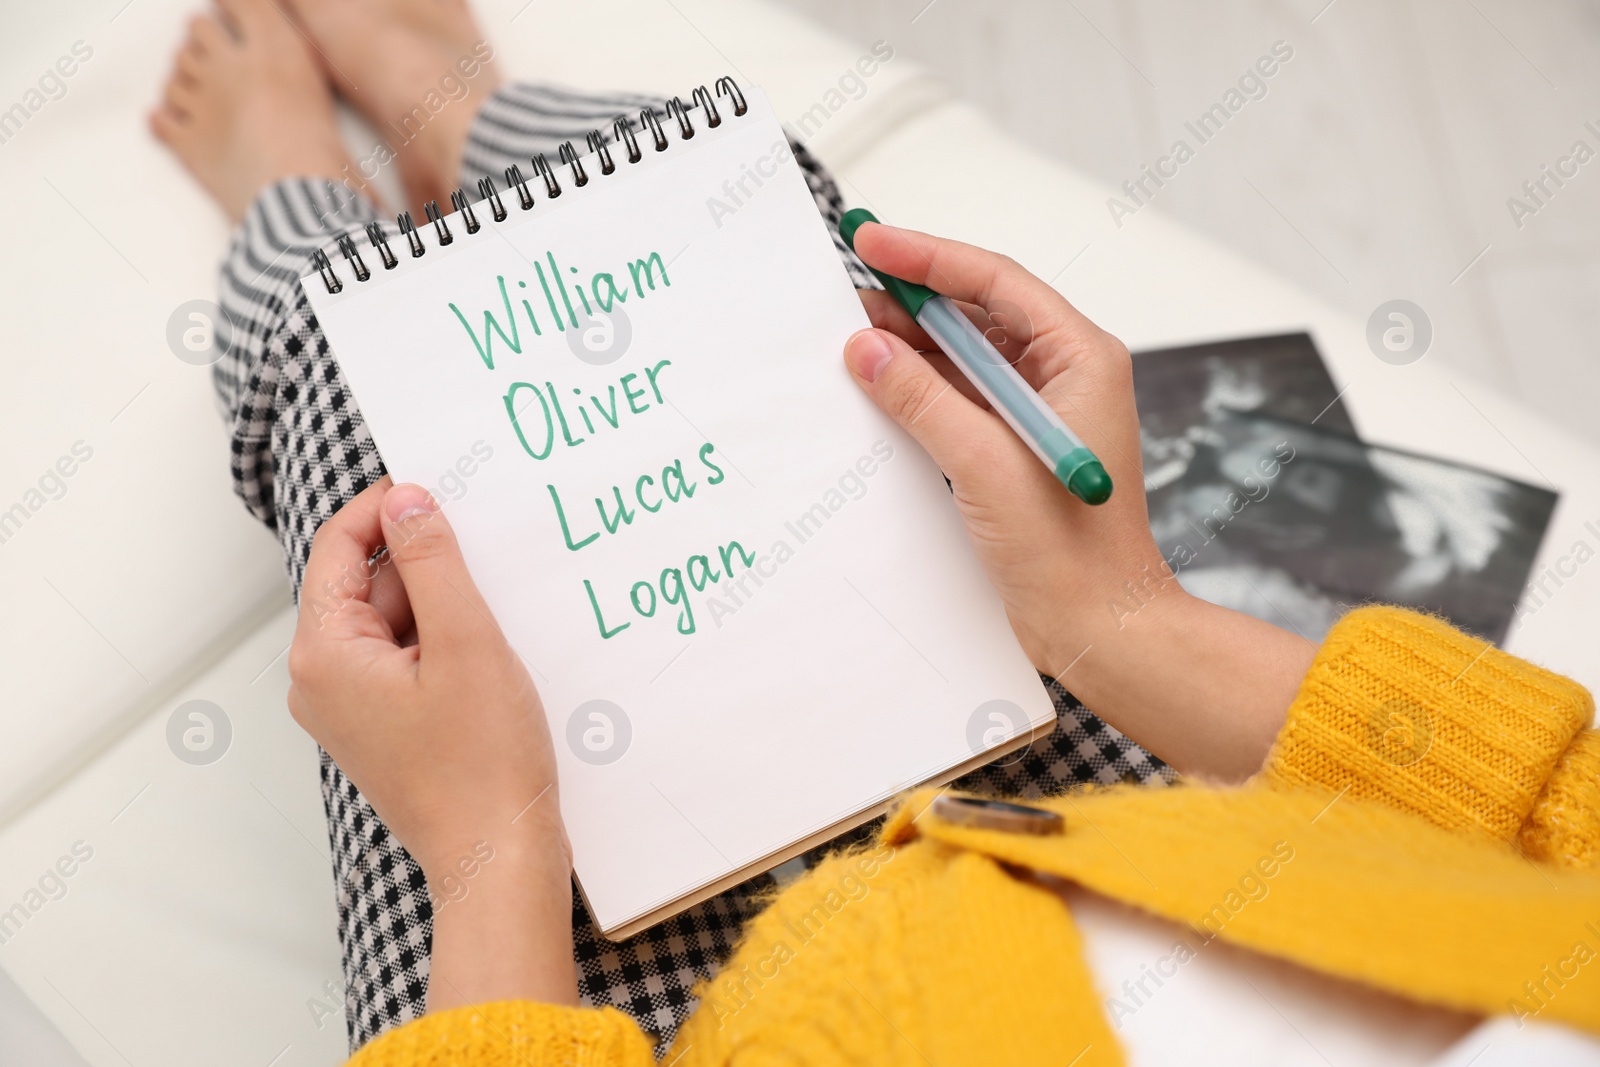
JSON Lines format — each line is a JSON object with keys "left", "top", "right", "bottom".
{"left": 1263, "top": 606, "right": 1594, "bottom": 844}
{"left": 671, "top": 839, "right": 1118, "bottom": 1066}
{"left": 879, "top": 781, "right": 1600, "bottom": 1036}
{"left": 1519, "top": 728, "right": 1600, "bottom": 868}
{"left": 347, "top": 1003, "right": 654, "bottom": 1066}
{"left": 345, "top": 607, "right": 1600, "bottom": 1065}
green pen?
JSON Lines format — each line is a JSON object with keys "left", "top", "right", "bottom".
{"left": 839, "top": 208, "right": 1113, "bottom": 506}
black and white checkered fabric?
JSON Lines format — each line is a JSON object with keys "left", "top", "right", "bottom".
{"left": 212, "top": 82, "right": 1173, "bottom": 1056}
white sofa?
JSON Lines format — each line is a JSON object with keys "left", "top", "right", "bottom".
{"left": 2, "top": 0, "right": 1596, "bottom": 1063}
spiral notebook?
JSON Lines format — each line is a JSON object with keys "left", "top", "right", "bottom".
{"left": 301, "top": 81, "right": 1054, "bottom": 939}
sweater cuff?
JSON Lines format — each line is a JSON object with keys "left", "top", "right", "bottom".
{"left": 1518, "top": 728, "right": 1600, "bottom": 867}
{"left": 1263, "top": 606, "right": 1593, "bottom": 843}
{"left": 345, "top": 1002, "right": 655, "bottom": 1067}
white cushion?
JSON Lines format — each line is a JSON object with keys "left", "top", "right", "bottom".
{"left": 3, "top": 1, "right": 1594, "bottom": 1064}
{"left": 0, "top": 606, "right": 346, "bottom": 1067}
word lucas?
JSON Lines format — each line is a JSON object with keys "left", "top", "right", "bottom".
{"left": 0, "top": 841, "right": 94, "bottom": 946}
{"left": 1506, "top": 120, "right": 1600, "bottom": 230}
{"left": 1, "top": 40, "right": 93, "bottom": 146}
{"left": 1107, "top": 40, "right": 1295, "bottom": 228}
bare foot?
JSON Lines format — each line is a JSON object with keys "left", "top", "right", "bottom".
{"left": 151, "top": 0, "right": 356, "bottom": 222}
{"left": 284, "top": 0, "right": 502, "bottom": 210}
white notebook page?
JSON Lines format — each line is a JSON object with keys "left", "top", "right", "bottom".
{"left": 303, "top": 87, "right": 1053, "bottom": 936}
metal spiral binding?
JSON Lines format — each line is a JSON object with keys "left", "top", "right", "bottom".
{"left": 587, "top": 130, "right": 615, "bottom": 174}
{"left": 478, "top": 176, "right": 508, "bottom": 222}
{"left": 614, "top": 115, "right": 642, "bottom": 163}
{"left": 397, "top": 211, "right": 425, "bottom": 258}
{"left": 692, "top": 85, "right": 721, "bottom": 128}
{"left": 365, "top": 222, "right": 398, "bottom": 270}
{"left": 336, "top": 234, "right": 370, "bottom": 282}
{"left": 665, "top": 96, "right": 695, "bottom": 140}
{"left": 450, "top": 189, "right": 481, "bottom": 233}
{"left": 505, "top": 164, "right": 534, "bottom": 211}
{"left": 640, "top": 106, "right": 668, "bottom": 152}
{"left": 559, "top": 142, "right": 589, "bottom": 187}
{"left": 715, "top": 76, "right": 747, "bottom": 116}
{"left": 312, "top": 77, "right": 746, "bottom": 293}
{"left": 423, "top": 200, "right": 454, "bottom": 245}
{"left": 531, "top": 153, "right": 562, "bottom": 198}
{"left": 312, "top": 249, "right": 342, "bottom": 293}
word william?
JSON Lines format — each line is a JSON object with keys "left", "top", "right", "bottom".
{"left": 450, "top": 251, "right": 671, "bottom": 370}
{"left": 1108, "top": 40, "right": 1295, "bottom": 228}
{"left": 1506, "top": 120, "right": 1600, "bottom": 230}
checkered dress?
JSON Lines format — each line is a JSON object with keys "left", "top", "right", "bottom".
{"left": 213, "top": 82, "right": 1174, "bottom": 1056}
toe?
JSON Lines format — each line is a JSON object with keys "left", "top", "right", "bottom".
{"left": 215, "top": 0, "right": 275, "bottom": 36}
{"left": 149, "top": 104, "right": 189, "bottom": 144}
{"left": 188, "top": 13, "right": 231, "bottom": 52}
{"left": 162, "top": 74, "right": 198, "bottom": 115}
{"left": 180, "top": 31, "right": 211, "bottom": 65}
{"left": 176, "top": 48, "right": 205, "bottom": 80}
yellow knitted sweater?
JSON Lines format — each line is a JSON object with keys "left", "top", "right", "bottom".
{"left": 347, "top": 608, "right": 1600, "bottom": 1065}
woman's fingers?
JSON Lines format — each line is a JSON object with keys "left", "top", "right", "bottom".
{"left": 296, "top": 479, "right": 396, "bottom": 643}
{"left": 843, "top": 328, "right": 1012, "bottom": 482}
{"left": 852, "top": 222, "right": 1107, "bottom": 384}
{"left": 858, "top": 289, "right": 934, "bottom": 348}
{"left": 859, "top": 290, "right": 991, "bottom": 409}
{"left": 852, "top": 223, "right": 1070, "bottom": 326}
{"left": 291, "top": 481, "right": 408, "bottom": 724}
{"left": 378, "top": 483, "right": 503, "bottom": 659}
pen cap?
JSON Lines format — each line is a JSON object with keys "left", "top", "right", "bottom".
{"left": 838, "top": 209, "right": 937, "bottom": 319}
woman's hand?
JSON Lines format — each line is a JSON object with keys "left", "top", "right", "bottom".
{"left": 288, "top": 478, "right": 577, "bottom": 1010}
{"left": 846, "top": 223, "right": 1317, "bottom": 780}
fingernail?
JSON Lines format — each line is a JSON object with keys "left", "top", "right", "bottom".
{"left": 385, "top": 483, "right": 436, "bottom": 523}
{"left": 846, "top": 329, "right": 894, "bottom": 383}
